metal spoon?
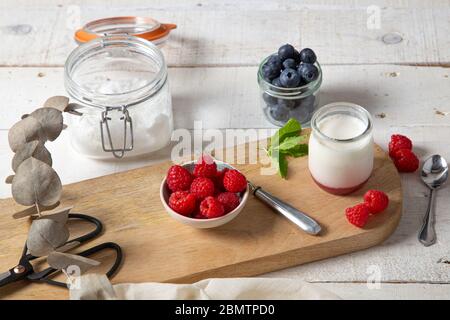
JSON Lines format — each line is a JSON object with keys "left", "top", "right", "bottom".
{"left": 248, "top": 181, "right": 322, "bottom": 235}
{"left": 418, "top": 155, "right": 448, "bottom": 246}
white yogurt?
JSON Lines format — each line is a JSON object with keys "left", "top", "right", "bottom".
{"left": 318, "top": 114, "right": 366, "bottom": 140}
{"left": 308, "top": 104, "right": 373, "bottom": 194}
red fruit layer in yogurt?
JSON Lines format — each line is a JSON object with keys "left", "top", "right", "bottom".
{"left": 311, "top": 175, "right": 370, "bottom": 195}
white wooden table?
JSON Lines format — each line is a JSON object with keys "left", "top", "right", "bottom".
{"left": 1, "top": 0, "right": 450, "bottom": 299}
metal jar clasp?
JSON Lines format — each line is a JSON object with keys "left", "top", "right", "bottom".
{"left": 100, "top": 106, "right": 134, "bottom": 158}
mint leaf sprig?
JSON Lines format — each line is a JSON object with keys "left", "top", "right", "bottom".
{"left": 267, "top": 118, "right": 308, "bottom": 178}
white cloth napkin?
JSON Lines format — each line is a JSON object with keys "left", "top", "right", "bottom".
{"left": 70, "top": 274, "right": 340, "bottom": 300}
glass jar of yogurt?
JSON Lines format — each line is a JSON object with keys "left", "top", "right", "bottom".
{"left": 257, "top": 58, "right": 322, "bottom": 127}
{"left": 308, "top": 102, "right": 374, "bottom": 195}
{"left": 64, "top": 35, "right": 173, "bottom": 159}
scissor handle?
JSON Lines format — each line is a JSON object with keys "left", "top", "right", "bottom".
{"left": 67, "top": 213, "right": 103, "bottom": 243}
{"left": 28, "top": 242, "right": 123, "bottom": 288}
{"left": 76, "top": 242, "right": 123, "bottom": 279}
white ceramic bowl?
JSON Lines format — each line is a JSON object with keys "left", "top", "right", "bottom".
{"left": 160, "top": 160, "right": 249, "bottom": 228}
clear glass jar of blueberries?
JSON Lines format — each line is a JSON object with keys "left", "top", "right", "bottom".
{"left": 257, "top": 44, "right": 322, "bottom": 127}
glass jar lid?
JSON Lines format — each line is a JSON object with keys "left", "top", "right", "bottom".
{"left": 311, "top": 102, "right": 373, "bottom": 143}
{"left": 74, "top": 16, "right": 176, "bottom": 44}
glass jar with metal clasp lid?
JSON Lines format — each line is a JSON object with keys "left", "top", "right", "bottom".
{"left": 64, "top": 17, "right": 176, "bottom": 159}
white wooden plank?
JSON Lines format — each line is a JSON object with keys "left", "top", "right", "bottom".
{"left": 317, "top": 283, "right": 450, "bottom": 300}
{"left": 0, "top": 0, "right": 449, "bottom": 66}
{"left": 1, "top": 65, "right": 449, "bottom": 130}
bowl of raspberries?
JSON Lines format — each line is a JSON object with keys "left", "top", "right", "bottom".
{"left": 258, "top": 44, "right": 322, "bottom": 127}
{"left": 160, "top": 154, "right": 249, "bottom": 228}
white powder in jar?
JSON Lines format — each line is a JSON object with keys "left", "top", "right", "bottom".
{"left": 68, "top": 76, "right": 173, "bottom": 159}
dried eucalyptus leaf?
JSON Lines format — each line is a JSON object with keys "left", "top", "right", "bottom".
{"left": 30, "top": 107, "right": 63, "bottom": 141}
{"left": 26, "top": 207, "right": 71, "bottom": 257}
{"left": 8, "top": 116, "right": 46, "bottom": 152}
{"left": 12, "top": 158, "right": 62, "bottom": 206}
{"left": 65, "top": 103, "right": 83, "bottom": 116}
{"left": 56, "top": 241, "right": 81, "bottom": 253}
{"left": 5, "top": 175, "right": 14, "bottom": 184}
{"left": 44, "top": 206, "right": 72, "bottom": 223}
{"left": 43, "top": 96, "right": 69, "bottom": 112}
{"left": 12, "top": 201, "right": 60, "bottom": 219}
{"left": 12, "top": 140, "right": 52, "bottom": 172}
{"left": 47, "top": 252, "right": 100, "bottom": 274}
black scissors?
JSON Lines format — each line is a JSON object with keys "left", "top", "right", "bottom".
{"left": 0, "top": 213, "right": 122, "bottom": 289}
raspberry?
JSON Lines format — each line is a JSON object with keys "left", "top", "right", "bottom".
{"left": 166, "top": 165, "right": 193, "bottom": 192}
{"left": 389, "top": 134, "right": 412, "bottom": 158}
{"left": 193, "top": 154, "right": 217, "bottom": 178}
{"left": 223, "top": 169, "right": 247, "bottom": 193}
{"left": 213, "top": 168, "right": 229, "bottom": 193}
{"left": 193, "top": 213, "right": 207, "bottom": 219}
{"left": 200, "top": 196, "right": 225, "bottom": 218}
{"left": 392, "top": 149, "right": 419, "bottom": 172}
{"left": 190, "top": 177, "right": 215, "bottom": 200}
{"left": 363, "top": 190, "right": 389, "bottom": 214}
{"left": 217, "top": 192, "right": 240, "bottom": 213}
{"left": 168, "top": 191, "right": 196, "bottom": 216}
{"left": 345, "top": 203, "right": 370, "bottom": 228}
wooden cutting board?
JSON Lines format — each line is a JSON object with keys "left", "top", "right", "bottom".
{"left": 0, "top": 134, "right": 402, "bottom": 299}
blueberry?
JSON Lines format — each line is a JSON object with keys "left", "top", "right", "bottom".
{"left": 292, "top": 98, "right": 303, "bottom": 108}
{"left": 297, "top": 95, "right": 316, "bottom": 111}
{"left": 278, "top": 98, "right": 296, "bottom": 109}
{"left": 282, "top": 58, "right": 297, "bottom": 70}
{"left": 262, "top": 63, "right": 280, "bottom": 81}
{"left": 266, "top": 54, "right": 283, "bottom": 71}
{"left": 262, "top": 92, "right": 278, "bottom": 106}
{"left": 293, "top": 49, "right": 301, "bottom": 63}
{"left": 289, "top": 106, "right": 310, "bottom": 123}
{"left": 298, "top": 63, "right": 319, "bottom": 83}
{"left": 290, "top": 95, "right": 316, "bottom": 123}
{"left": 269, "top": 105, "right": 289, "bottom": 122}
{"left": 280, "top": 68, "right": 301, "bottom": 88}
{"left": 271, "top": 77, "right": 283, "bottom": 87}
{"left": 299, "top": 48, "right": 317, "bottom": 64}
{"left": 278, "top": 44, "right": 295, "bottom": 61}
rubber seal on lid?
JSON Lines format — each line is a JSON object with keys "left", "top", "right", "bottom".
{"left": 74, "top": 16, "right": 176, "bottom": 44}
